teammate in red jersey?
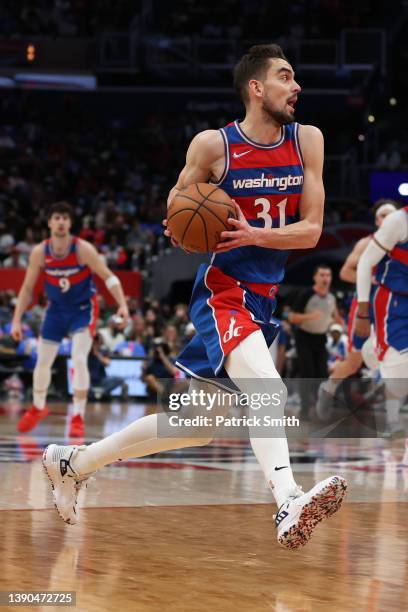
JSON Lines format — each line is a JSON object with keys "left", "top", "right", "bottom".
{"left": 43, "top": 45, "right": 346, "bottom": 549}
{"left": 11, "top": 202, "right": 129, "bottom": 437}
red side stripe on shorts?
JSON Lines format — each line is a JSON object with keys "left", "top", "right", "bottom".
{"left": 374, "top": 286, "right": 391, "bottom": 361}
{"left": 88, "top": 294, "right": 99, "bottom": 337}
{"left": 205, "top": 266, "right": 259, "bottom": 360}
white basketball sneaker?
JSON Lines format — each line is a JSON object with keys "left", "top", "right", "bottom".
{"left": 42, "top": 444, "right": 93, "bottom": 525}
{"left": 274, "top": 475, "right": 348, "bottom": 550}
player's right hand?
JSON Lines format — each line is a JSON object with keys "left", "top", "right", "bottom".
{"left": 162, "top": 218, "right": 193, "bottom": 253}
{"left": 162, "top": 218, "right": 180, "bottom": 247}
{"left": 11, "top": 321, "right": 23, "bottom": 341}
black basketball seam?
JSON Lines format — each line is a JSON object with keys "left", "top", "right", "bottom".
{"left": 167, "top": 206, "right": 200, "bottom": 222}
{"left": 196, "top": 183, "right": 235, "bottom": 209}
{"left": 199, "top": 199, "right": 235, "bottom": 230}
{"left": 181, "top": 209, "right": 208, "bottom": 251}
{"left": 196, "top": 184, "right": 235, "bottom": 209}
{"left": 180, "top": 201, "right": 207, "bottom": 247}
{"left": 171, "top": 190, "right": 213, "bottom": 247}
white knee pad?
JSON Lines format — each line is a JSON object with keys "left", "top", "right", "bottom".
{"left": 72, "top": 329, "right": 93, "bottom": 390}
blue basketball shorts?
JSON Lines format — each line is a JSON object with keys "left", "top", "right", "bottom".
{"left": 41, "top": 295, "right": 99, "bottom": 343}
{"left": 176, "top": 264, "right": 280, "bottom": 382}
{"left": 373, "top": 285, "right": 408, "bottom": 360}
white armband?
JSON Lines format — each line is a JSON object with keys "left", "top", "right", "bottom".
{"left": 105, "top": 275, "right": 120, "bottom": 290}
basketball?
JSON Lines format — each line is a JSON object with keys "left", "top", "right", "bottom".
{"left": 167, "top": 183, "right": 237, "bottom": 252}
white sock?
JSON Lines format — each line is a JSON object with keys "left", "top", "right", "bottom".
{"left": 225, "top": 330, "right": 298, "bottom": 507}
{"left": 250, "top": 437, "right": 298, "bottom": 507}
{"left": 73, "top": 397, "right": 87, "bottom": 418}
{"left": 33, "top": 391, "right": 47, "bottom": 410}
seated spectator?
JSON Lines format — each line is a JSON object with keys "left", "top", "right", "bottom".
{"left": 88, "top": 334, "right": 128, "bottom": 400}
{"left": 99, "top": 315, "right": 126, "bottom": 352}
{"left": 3, "top": 246, "right": 27, "bottom": 269}
{"left": 327, "top": 323, "right": 348, "bottom": 373}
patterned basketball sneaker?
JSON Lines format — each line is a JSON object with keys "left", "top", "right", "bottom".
{"left": 42, "top": 444, "right": 92, "bottom": 525}
{"left": 17, "top": 405, "right": 49, "bottom": 433}
{"left": 274, "top": 475, "right": 348, "bottom": 550}
{"left": 69, "top": 414, "right": 85, "bottom": 438}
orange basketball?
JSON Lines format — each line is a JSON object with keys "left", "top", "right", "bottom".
{"left": 167, "top": 183, "right": 236, "bottom": 253}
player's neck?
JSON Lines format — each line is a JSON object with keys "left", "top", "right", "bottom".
{"left": 239, "top": 112, "right": 282, "bottom": 145}
{"left": 50, "top": 234, "right": 72, "bottom": 257}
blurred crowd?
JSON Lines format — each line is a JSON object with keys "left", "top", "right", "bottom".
{"left": 0, "top": 0, "right": 393, "bottom": 40}
{"left": 0, "top": 0, "right": 137, "bottom": 37}
{"left": 155, "top": 0, "right": 389, "bottom": 41}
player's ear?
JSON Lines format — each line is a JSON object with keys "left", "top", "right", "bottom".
{"left": 248, "top": 79, "right": 263, "bottom": 99}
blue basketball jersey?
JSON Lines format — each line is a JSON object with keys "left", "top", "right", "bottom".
{"left": 43, "top": 237, "right": 95, "bottom": 306}
{"left": 375, "top": 207, "right": 408, "bottom": 294}
{"left": 211, "top": 120, "right": 304, "bottom": 284}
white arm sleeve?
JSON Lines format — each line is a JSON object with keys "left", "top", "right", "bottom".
{"left": 373, "top": 209, "right": 408, "bottom": 250}
{"left": 356, "top": 240, "right": 387, "bottom": 301}
{"left": 356, "top": 209, "right": 408, "bottom": 302}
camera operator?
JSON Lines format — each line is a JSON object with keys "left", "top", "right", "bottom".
{"left": 143, "top": 338, "right": 179, "bottom": 398}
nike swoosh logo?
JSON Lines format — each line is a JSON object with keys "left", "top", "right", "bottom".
{"left": 233, "top": 150, "right": 252, "bottom": 159}
{"left": 274, "top": 466, "right": 288, "bottom": 471}
{"left": 45, "top": 258, "right": 53, "bottom": 263}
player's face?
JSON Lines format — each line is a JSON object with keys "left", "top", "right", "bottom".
{"left": 314, "top": 268, "right": 332, "bottom": 289}
{"left": 259, "top": 59, "right": 301, "bottom": 125}
{"left": 48, "top": 213, "right": 72, "bottom": 237}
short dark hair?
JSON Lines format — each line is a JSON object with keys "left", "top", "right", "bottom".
{"left": 233, "top": 44, "right": 288, "bottom": 105}
{"left": 313, "top": 263, "right": 331, "bottom": 275}
{"left": 47, "top": 201, "right": 74, "bottom": 221}
{"left": 372, "top": 198, "right": 399, "bottom": 215}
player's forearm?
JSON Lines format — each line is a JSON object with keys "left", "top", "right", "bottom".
{"left": 339, "top": 266, "right": 356, "bottom": 284}
{"left": 253, "top": 220, "right": 321, "bottom": 249}
{"left": 108, "top": 283, "right": 127, "bottom": 309}
{"left": 12, "top": 287, "right": 33, "bottom": 323}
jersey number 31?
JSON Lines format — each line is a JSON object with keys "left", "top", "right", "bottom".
{"left": 254, "top": 197, "right": 287, "bottom": 228}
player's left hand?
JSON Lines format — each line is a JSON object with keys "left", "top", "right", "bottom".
{"left": 214, "top": 202, "right": 256, "bottom": 252}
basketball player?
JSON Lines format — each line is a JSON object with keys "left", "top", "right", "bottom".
{"left": 43, "top": 45, "right": 347, "bottom": 549}
{"left": 316, "top": 200, "right": 397, "bottom": 419}
{"left": 356, "top": 205, "right": 408, "bottom": 434}
{"left": 11, "top": 202, "right": 129, "bottom": 437}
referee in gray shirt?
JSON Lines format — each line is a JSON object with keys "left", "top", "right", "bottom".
{"left": 289, "top": 264, "right": 343, "bottom": 420}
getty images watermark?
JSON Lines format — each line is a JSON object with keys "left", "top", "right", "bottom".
{"left": 156, "top": 385, "right": 300, "bottom": 439}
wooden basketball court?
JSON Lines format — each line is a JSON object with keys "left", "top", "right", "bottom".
{"left": 1, "top": 400, "right": 408, "bottom": 611}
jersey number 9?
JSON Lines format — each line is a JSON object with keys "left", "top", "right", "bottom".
{"left": 59, "top": 277, "right": 71, "bottom": 293}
